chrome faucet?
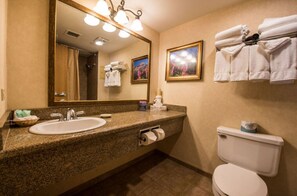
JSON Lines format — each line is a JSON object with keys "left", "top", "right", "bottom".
{"left": 66, "top": 108, "right": 77, "bottom": 121}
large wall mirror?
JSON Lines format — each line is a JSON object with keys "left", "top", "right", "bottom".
{"left": 48, "top": 0, "right": 151, "bottom": 106}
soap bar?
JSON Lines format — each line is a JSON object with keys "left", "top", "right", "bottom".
{"left": 100, "top": 114, "right": 112, "bottom": 118}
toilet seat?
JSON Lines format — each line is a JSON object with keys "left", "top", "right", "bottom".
{"left": 213, "top": 163, "right": 268, "bottom": 196}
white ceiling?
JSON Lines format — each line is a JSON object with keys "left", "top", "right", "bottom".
{"left": 75, "top": 0, "right": 247, "bottom": 32}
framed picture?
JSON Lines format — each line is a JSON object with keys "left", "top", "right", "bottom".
{"left": 166, "top": 41, "right": 203, "bottom": 81}
{"left": 131, "top": 55, "right": 149, "bottom": 84}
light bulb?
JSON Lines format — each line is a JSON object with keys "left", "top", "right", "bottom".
{"left": 119, "top": 30, "right": 130, "bottom": 38}
{"left": 94, "top": 0, "right": 110, "bottom": 16}
{"left": 114, "top": 10, "right": 129, "bottom": 25}
{"left": 131, "top": 18, "right": 143, "bottom": 31}
{"left": 84, "top": 14, "right": 100, "bottom": 26}
{"left": 95, "top": 40, "right": 104, "bottom": 46}
{"left": 103, "top": 23, "right": 116, "bottom": 32}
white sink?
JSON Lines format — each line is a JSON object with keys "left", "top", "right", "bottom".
{"left": 29, "top": 117, "right": 106, "bottom": 135}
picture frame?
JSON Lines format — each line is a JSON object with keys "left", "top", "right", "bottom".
{"left": 166, "top": 41, "right": 203, "bottom": 82}
{"left": 131, "top": 55, "right": 149, "bottom": 84}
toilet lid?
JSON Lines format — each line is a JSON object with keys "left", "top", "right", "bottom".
{"left": 213, "top": 164, "right": 267, "bottom": 196}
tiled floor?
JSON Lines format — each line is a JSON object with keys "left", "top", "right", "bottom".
{"left": 76, "top": 152, "right": 213, "bottom": 196}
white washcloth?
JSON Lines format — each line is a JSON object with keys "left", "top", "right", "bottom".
{"left": 221, "top": 43, "right": 245, "bottom": 56}
{"left": 215, "top": 35, "right": 244, "bottom": 49}
{"left": 215, "top": 25, "right": 249, "bottom": 41}
{"left": 258, "top": 14, "right": 297, "bottom": 33}
{"left": 230, "top": 46, "right": 249, "bottom": 81}
{"left": 259, "top": 22, "right": 297, "bottom": 40}
{"left": 260, "top": 38, "right": 297, "bottom": 84}
{"left": 249, "top": 45, "right": 270, "bottom": 81}
{"left": 214, "top": 51, "right": 231, "bottom": 82}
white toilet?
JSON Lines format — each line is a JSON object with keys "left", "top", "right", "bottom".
{"left": 212, "top": 126, "right": 284, "bottom": 196}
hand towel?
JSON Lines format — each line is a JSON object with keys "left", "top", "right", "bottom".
{"left": 230, "top": 46, "right": 249, "bottom": 81}
{"left": 260, "top": 38, "right": 297, "bottom": 84}
{"left": 214, "top": 51, "right": 231, "bottom": 82}
{"left": 249, "top": 45, "right": 270, "bottom": 81}
{"left": 215, "top": 25, "right": 249, "bottom": 41}
{"left": 114, "top": 70, "right": 121, "bottom": 86}
{"left": 221, "top": 43, "right": 245, "bottom": 56}
{"left": 104, "top": 72, "right": 110, "bottom": 87}
{"left": 215, "top": 35, "right": 244, "bottom": 49}
{"left": 258, "top": 14, "right": 297, "bottom": 33}
{"left": 105, "top": 64, "right": 112, "bottom": 69}
{"left": 258, "top": 37, "right": 291, "bottom": 54}
{"left": 259, "top": 22, "right": 297, "bottom": 40}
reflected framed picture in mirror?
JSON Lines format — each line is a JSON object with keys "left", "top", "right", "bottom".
{"left": 131, "top": 55, "right": 149, "bottom": 84}
{"left": 166, "top": 41, "right": 203, "bottom": 82}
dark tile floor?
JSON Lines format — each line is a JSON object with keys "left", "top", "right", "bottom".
{"left": 76, "top": 152, "right": 213, "bottom": 196}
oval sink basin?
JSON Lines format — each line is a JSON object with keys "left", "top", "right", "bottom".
{"left": 29, "top": 117, "right": 106, "bottom": 135}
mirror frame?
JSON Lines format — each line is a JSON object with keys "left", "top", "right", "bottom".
{"left": 48, "top": 0, "right": 152, "bottom": 106}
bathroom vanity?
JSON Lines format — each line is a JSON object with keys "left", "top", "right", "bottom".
{"left": 0, "top": 107, "right": 186, "bottom": 194}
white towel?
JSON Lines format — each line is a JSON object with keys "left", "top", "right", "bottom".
{"left": 104, "top": 67, "right": 111, "bottom": 71}
{"left": 260, "top": 38, "right": 297, "bottom": 84}
{"left": 221, "top": 43, "right": 245, "bottom": 56}
{"left": 258, "top": 37, "right": 291, "bottom": 54}
{"left": 110, "top": 61, "right": 123, "bottom": 66}
{"left": 107, "top": 70, "right": 121, "bottom": 86}
{"left": 230, "top": 46, "right": 249, "bottom": 81}
{"left": 249, "top": 45, "right": 270, "bottom": 81}
{"left": 104, "top": 72, "right": 110, "bottom": 87}
{"left": 214, "top": 51, "right": 231, "bottom": 82}
{"left": 215, "top": 25, "right": 249, "bottom": 41}
{"left": 215, "top": 35, "right": 244, "bottom": 49}
{"left": 258, "top": 14, "right": 297, "bottom": 33}
{"left": 259, "top": 22, "right": 297, "bottom": 40}
{"left": 105, "top": 64, "right": 112, "bottom": 69}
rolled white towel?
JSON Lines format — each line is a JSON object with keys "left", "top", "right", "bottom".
{"left": 215, "top": 35, "right": 244, "bottom": 49}
{"left": 259, "top": 22, "right": 297, "bottom": 40}
{"left": 258, "top": 14, "right": 297, "bottom": 33}
{"left": 230, "top": 46, "right": 249, "bottom": 82}
{"left": 105, "top": 64, "right": 112, "bottom": 69}
{"left": 249, "top": 45, "right": 270, "bottom": 81}
{"left": 215, "top": 25, "right": 249, "bottom": 41}
{"left": 214, "top": 51, "right": 231, "bottom": 82}
{"left": 110, "top": 61, "right": 123, "bottom": 66}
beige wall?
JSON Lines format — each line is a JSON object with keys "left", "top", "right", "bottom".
{"left": 98, "top": 41, "right": 148, "bottom": 101}
{"left": 7, "top": 0, "right": 48, "bottom": 109}
{"left": 157, "top": 0, "right": 297, "bottom": 195}
{"left": 0, "top": 0, "right": 7, "bottom": 117}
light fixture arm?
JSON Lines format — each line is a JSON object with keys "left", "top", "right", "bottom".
{"left": 123, "top": 9, "right": 142, "bottom": 19}
{"left": 105, "top": 0, "right": 142, "bottom": 19}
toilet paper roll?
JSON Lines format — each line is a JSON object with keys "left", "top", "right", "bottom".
{"left": 152, "top": 128, "right": 165, "bottom": 141}
{"left": 140, "top": 131, "right": 157, "bottom": 146}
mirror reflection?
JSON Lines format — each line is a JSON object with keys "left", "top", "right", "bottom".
{"left": 54, "top": 0, "right": 150, "bottom": 102}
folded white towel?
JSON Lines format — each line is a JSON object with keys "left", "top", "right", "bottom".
{"left": 230, "top": 46, "right": 249, "bottom": 81}
{"left": 214, "top": 51, "right": 231, "bottom": 82}
{"left": 259, "top": 22, "right": 297, "bottom": 40}
{"left": 258, "top": 14, "right": 297, "bottom": 33}
{"left": 221, "top": 43, "right": 245, "bottom": 56}
{"left": 215, "top": 35, "right": 244, "bottom": 49}
{"left": 104, "top": 72, "right": 110, "bottom": 87}
{"left": 249, "top": 45, "right": 270, "bottom": 81}
{"left": 105, "top": 64, "right": 112, "bottom": 69}
{"left": 258, "top": 37, "right": 291, "bottom": 54}
{"left": 110, "top": 61, "right": 123, "bottom": 66}
{"left": 215, "top": 25, "right": 249, "bottom": 41}
{"left": 260, "top": 38, "right": 297, "bottom": 84}
{"left": 104, "top": 67, "right": 111, "bottom": 71}
{"left": 108, "top": 70, "right": 121, "bottom": 86}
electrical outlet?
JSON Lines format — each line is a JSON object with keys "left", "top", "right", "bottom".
{"left": 1, "top": 89, "right": 5, "bottom": 101}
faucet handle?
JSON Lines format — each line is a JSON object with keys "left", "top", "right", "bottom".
{"left": 76, "top": 111, "right": 85, "bottom": 116}
{"left": 50, "top": 113, "right": 64, "bottom": 121}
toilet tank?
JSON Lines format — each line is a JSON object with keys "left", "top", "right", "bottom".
{"left": 217, "top": 126, "right": 284, "bottom": 177}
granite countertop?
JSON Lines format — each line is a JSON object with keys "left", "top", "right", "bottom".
{"left": 0, "top": 110, "right": 186, "bottom": 160}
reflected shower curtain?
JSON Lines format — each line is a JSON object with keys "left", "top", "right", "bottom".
{"left": 55, "top": 44, "right": 80, "bottom": 101}
{"left": 67, "top": 48, "right": 80, "bottom": 100}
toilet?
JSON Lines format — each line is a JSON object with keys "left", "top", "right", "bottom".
{"left": 212, "top": 126, "right": 284, "bottom": 196}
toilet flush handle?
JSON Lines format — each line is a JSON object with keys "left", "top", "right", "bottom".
{"left": 218, "top": 132, "right": 227, "bottom": 139}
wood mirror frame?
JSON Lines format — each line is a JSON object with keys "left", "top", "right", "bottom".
{"left": 48, "top": 0, "right": 152, "bottom": 106}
